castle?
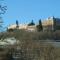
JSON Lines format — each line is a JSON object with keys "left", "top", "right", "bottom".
{"left": 8, "top": 16, "right": 60, "bottom": 32}
{"left": 42, "top": 16, "right": 60, "bottom": 31}
{"left": 8, "top": 20, "right": 36, "bottom": 32}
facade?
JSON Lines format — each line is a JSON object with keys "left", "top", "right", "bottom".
{"left": 42, "top": 17, "right": 60, "bottom": 31}
{"left": 8, "top": 24, "right": 36, "bottom": 32}
{"left": 42, "top": 17, "right": 54, "bottom": 31}
{"left": 26, "top": 25, "right": 36, "bottom": 31}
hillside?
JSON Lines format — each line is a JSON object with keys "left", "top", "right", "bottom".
{"left": 1, "top": 29, "right": 60, "bottom": 40}
{"left": 0, "top": 30, "right": 60, "bottom": 60}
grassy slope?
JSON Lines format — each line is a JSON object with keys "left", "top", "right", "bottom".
{"left": 0, "top": 30, "right": 60, "bottom": 60}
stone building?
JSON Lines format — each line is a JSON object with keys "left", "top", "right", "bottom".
{"left": 7, "top": 20, "right": 36, "bottom": 32}
{"left": 42, "top": 17, "right": 60, "bottom": 31}
{"left": 8, "top": 24, "right": 36, "bottom": 32}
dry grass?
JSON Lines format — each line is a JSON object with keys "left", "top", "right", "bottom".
{"left": 0, "top": 30, "right": 60, "bottom": 60}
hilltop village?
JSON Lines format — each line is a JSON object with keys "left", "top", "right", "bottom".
{"left": 8, "top": 16, "right": 60, "bottom": 32}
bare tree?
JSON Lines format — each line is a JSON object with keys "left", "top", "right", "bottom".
{"left": 0, "top": 0, "right": 7, "bottom": 31}
{"left": 0, "top": 0, "right": 7, "bottom": 14}
{"left": 0, "top": 0, "right": 7, "bottom": 39}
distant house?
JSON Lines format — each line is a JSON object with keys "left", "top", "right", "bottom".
{"left": 27, "top": 20, "right": 36, "bottom": 31}
{"left": 7, "top": 20, "right": 36, "bottom": 32}
{"left": 8, "top": 24, "right": 36, "bottom": 32}
{"left": 42, "top": 17, "right": 60, "bottom": 31}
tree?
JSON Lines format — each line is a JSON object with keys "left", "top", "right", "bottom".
{"left": 28, "top": 20, "right": 35, "bottom": 26}
{"left": 0, "top": 0, "right": 7, "bottom": 39}
{"left": 0, "top": 0, "right": 7, "bottom": 15}
{"left": 16, "top": 20, "right": 19, "bottom": 28}
{"left": 0, "top": 0, "right": 7, "bottom": 31}
{"left": 0, "top": 17, "right": 3, "bottom": 31}
{"left": 36, "top": 19, "right": 43, "bottom": 31}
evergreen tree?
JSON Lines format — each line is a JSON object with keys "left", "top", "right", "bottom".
{"left": 16, "top": 20, "right": 19, "bottom": 28}
{"left": 28, "top": 20, "right": 35, "bottom": 26}
{"left": 36, "top": 19, "right": 43, "bottom": 31}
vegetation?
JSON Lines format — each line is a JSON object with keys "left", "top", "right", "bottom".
{"left": 0, "top": 29, "right": 60, "bottom": 60}
{"left": 1, "top": 29, "right": 60, "bottom": 41}
{"left": 0, "top": 1, "right": 60, "bottom": 60}
{"left": 36, "top": 19, "right": 43, "bottom": 31}
{"left": 16, "top": 20, "right": 19, "bottom": 28}
{"left": 0, "top": 2, "right": 60, "bottom": 59}
{"left": 28, "top": 20, "right": 35, "bottom": 26}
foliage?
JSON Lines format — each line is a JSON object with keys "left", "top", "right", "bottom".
{"left": 28, "top": 20, "right": 35, "bottom": 26}
{"left": 0, "top": 0, "right": 7, "bottom": 15}
{"left": 2, "top": 29, "right": 60, "bottom": 40}
{"left": 0, "top": 0, "right": 7, "bottom": 32}
{"left": 36, "top": 19, "right": 43, "bottom": 31}
{"left": 16, "top": 20, "right": 19, "bottom": 28}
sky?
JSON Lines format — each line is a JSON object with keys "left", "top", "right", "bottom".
{"left": 0, "top": 0, "right": 60, "bottom": 27}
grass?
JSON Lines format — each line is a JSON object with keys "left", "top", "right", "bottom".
{"left": 0, "top": 29, "right": 60, "bottom": 60}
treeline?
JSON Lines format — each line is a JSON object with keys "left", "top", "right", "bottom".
{"left": 1, "top": 29, "right": 60, "bottom": 40}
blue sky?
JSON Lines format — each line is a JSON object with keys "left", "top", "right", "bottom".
{"left": 1, "top": 0, "right": 60, "bottom": 27}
